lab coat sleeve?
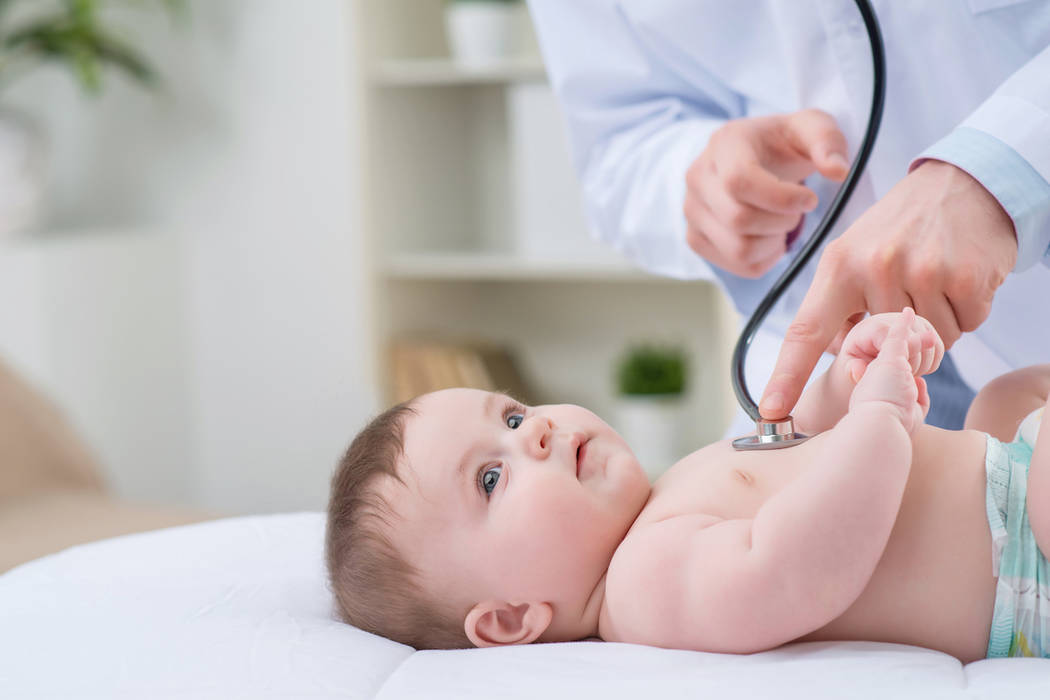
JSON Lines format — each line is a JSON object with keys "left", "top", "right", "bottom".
{"left": 913, "top": 44, "right": 1050, "bottom": 272}
{"left": 526, "top": 0, "right": 743, "bottom": 280}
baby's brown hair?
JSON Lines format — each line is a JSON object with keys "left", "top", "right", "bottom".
{"left": 325, "top": 400, "right": 471, "bottom": 649}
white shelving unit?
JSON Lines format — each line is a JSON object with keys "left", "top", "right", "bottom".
{"left": 382, "top": 251, "right": 659, "bottom": 282}
{"left": 351, "top": 0, "right": 736, "bottom": 447}
{"left": 372, "top": 58, "right": 546, "bottom": 86}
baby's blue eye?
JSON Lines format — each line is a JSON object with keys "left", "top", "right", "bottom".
{"left": 506, "top": 413, "right": 524, "bottom": 429}
{"left": 480, "top": 465, "right": 502, "bottom": 495}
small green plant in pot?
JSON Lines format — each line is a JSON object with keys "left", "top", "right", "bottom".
{"left": 444, "top": 0, "right": 522, "bottom": 68}
{"left": 616, "top": 345, "right": 687, "bottom": 397}
{"left": 0, "top": 0, "right": 184, "bottom": 94}
{"left": 0, "top": 0, "right": 184, "bottom": 238}
{"left": 614, "top": 345, "right": 688, "bottom": 481}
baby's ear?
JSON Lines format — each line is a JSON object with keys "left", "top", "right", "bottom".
{"left": 464, "top": 601, "right": 553, "bottom": 647}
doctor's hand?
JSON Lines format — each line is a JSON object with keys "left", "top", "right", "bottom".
{"left": 684, "top": 109, "right": 849, "bottom": 278}
{"left": 759, "top": 160, "right": 1017, "bottom": 421}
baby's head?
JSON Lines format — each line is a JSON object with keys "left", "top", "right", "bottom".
{"left": 326, "top": 388, "right": 650, "bottom": 649}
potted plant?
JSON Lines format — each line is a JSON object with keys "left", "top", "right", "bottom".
{"left": 0, "top": 0, "right": 181, "bottom": 239}
{"left": 444, "top": 0, "right": 521, "bottom": 68}
{"left": 614, "top": 344, "right": 688, "bottom": 481}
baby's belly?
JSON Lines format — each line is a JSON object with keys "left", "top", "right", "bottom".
{"left": 798, "top": 427, "right": 996, "bottom": 662}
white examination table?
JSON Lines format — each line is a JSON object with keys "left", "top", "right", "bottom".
{"left": 2, "top": 513, "right": 1048, "bottom": 699}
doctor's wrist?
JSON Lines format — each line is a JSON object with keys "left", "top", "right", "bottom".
{"left": 911, "top": 159, "right": 1016, "bottom": 257}
{"left": 914, "top": 126, "right": 1050, "bottom": 271}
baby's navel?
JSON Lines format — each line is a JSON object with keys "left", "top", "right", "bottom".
{"left": 733, "top": 468, "right": 754, "bottom": 485}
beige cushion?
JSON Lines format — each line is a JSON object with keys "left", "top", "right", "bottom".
{"left": 0, "top": 356, "right": 214, "bottom": 572}
{"left": 0, "top": 357, "right": 105, "bottom": 503}
{"left": 0, "top": 489, "right": 212, "bottom": 573}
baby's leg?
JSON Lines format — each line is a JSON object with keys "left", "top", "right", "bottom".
{"left": 965, "top": 364, "right": 1050, "bottom": 441}
{"left": 1030, "top": 403, "right": 1050, "bottom": 559}
{"left": 1031, "top": 398, "right": 1050, "bottom": 559}
{"left": 1013, "top": 367, "right": 1050, "bottom": 558}
{"left": 966, "top": 365, "right": 1050, "bottom": 556}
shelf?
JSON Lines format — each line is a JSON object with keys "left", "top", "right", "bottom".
{"left": 371, "top": 58, "right": 546, "bottom": 86}
{"left": 356, "top": 1, "right": 736, "bottom": 440}
{"left": 382, "top": 252, "right": 681, "bottom": 282}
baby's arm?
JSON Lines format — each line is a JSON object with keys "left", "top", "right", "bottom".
{"left": 609, "top": 311, "right": 925, "bottom": 653}
{"left": 792, "top": 311, "right": 942, "bottom": 435}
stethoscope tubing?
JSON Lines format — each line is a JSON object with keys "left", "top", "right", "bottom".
{"left": 730, "top": 0, "right": 888, "bottom": 423}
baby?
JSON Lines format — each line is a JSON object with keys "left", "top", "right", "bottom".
{"left": 326, "top": 309, "right": 1050, "bottom": 661}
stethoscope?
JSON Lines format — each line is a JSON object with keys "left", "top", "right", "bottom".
{"left": 731, "top": 0, "right": 886, "bottom": 450}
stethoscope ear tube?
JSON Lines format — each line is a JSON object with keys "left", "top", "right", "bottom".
{"left": 730, "top": 0, "right": 886, "bottom": 449}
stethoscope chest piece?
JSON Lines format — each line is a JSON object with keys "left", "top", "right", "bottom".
{"left": 732, "top": 416, "right": 810, "bottom": 450}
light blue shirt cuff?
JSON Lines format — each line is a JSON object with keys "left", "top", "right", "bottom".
{"left": 915, "top": 127, "right": 1050, "bottom": 272}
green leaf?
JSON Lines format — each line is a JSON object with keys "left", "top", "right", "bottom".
{"left": 70, "top": 0, "right": 97, "bottom": 25}
{"left": 72, "top": 44, "right": 101, "bottom": 92}
{"left": 3, "top": 15, "right": 156, "bottom": 92}
{"left": 0, "top": 0, "right": 176, "bottom": 95}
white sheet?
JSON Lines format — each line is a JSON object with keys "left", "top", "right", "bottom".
{"left": 1, "top": 513, "right": 1047, "bottom": 699}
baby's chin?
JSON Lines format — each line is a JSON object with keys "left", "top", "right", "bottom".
{"left": 600, "top": 455, "right": 649, "bottom": 524}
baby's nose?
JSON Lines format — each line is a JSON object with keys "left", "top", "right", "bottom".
{"left": 521, "top": 415, "right": 554, "bottom": 457}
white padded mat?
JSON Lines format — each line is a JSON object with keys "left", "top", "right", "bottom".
{"left": 1, "top": 513, "right": 1048, "bottom": 699}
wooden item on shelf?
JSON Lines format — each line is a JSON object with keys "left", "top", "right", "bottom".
{"left": 387, "top": 339, "right": 534, "bottom": 405}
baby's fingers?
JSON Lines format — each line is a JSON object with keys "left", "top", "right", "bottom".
{"left": 848, "top": 357, "right": 867, "bottom": 384}
{"left": 880, "top": 307, "right": 917, "bottom": 359}
{"left": 918, "top": 328, "right": 939, "bottom": 375}
{"left": 904, "top": 329, "right": 926, "bottom": 374}
{"left": 903, "top": 326, "right": 940, "bottom": 375}
{"left": 915, "top": 375, "right": 930, "bottom": 420}
{"left": 919, "top": 316, "right": 945, "bottom": 375}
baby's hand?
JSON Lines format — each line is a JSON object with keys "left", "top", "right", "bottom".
{"left": 839, "top": 310, "right": 943, "bottom": 386}
{"left": 848, "top": 308, "right": 930, "bottom": 434}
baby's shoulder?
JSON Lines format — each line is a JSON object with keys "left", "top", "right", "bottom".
{"left": 612, "top": 511, "right": 725, "bottom": 569}
{"left": 607, "top": 512, "right": 724, "bottom": 597}
{"left": 600, "top": 513, "right": 725, "bottom": 644}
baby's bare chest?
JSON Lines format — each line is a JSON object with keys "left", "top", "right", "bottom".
{"left": 637, "top": 439, "right": 816, "bottom": 525}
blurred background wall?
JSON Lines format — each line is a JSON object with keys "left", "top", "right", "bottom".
{"left": 0, "top": 0, "right": 373, "bottom": 514}
{"left": 0, "top": 0, "right": 734, "bottom": 531}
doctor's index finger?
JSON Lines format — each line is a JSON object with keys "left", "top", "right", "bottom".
{"left": 782, "top": 109, "right": 850, "bottom": 181}
{"left": 759, "top": 278, "right": 863, "bottom": 419}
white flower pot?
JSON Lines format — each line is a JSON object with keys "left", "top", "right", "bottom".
{"left": 444, "top": 2, "right": 518, "bottom": 68}
{"left": 615, "top": 395, "right": 684, "bottom": 482}
{"left": 0, "top": 108, "right": 46, "bottom": 240}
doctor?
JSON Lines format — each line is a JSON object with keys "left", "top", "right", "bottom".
{"left": 526, "top": 0, "right": 1050, "bottom": 432}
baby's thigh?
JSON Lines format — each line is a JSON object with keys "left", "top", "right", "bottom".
{"left": 964, "top": 364, "right": 1050, "bottom": 442}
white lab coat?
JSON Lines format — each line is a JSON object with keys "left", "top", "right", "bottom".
{"left": 527, "top": 0, "right": 1050, "bottom": 399}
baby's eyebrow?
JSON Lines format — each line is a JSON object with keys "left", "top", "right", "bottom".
{"left": 454, "top": 450, "right": 471, "bottom": 485}
{"left": 480, "top": 391, "right": 500, "bottom": 418}
{"left": 453, "top": 392, "right": 501, "bottom": 495}
{"left": 452, "top": 448, "right": 482, "bottom": 511}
